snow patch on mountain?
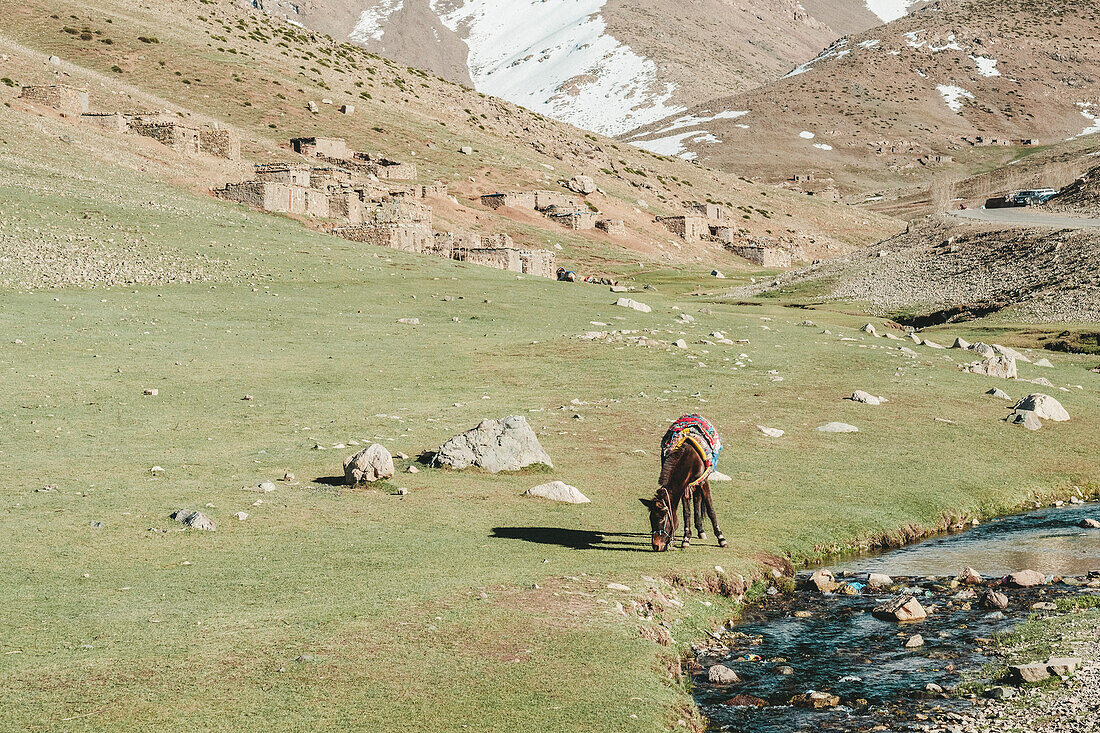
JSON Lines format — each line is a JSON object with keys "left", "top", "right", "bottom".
{"left": 351, "top": 0, "right": 404, "bottom": 43}
{"left": 864, "top": 0, "right": 920, "bottom": 23}
{"left": 1073, "top": 103, "right": 1100, "bottom": 139}
{"left": 785, "top": 40, "right": 850, "bottom": 77}
{"left": 429, "top": 0, "right": 683, "bottom": 136}
{"left": 970, "top": 55, "right": 1001, "bottom": 77}
{"left": 937, "top": 84, "right": 973, "bottom": 113}
{"left": 627, "top": 110, "right": 747, "bottom": 158}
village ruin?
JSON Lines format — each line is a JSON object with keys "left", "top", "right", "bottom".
{"left": 18, "top": 84, "right": 240, "bottom": 159}
{"left": 215, "top": 137, "right": 556, "bottom": 279}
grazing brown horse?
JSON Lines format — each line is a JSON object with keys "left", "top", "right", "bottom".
{"left": 641, "top": 441, "right": 727, "bottom": 552}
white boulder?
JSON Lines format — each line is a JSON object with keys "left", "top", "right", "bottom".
{"left": 615, "top": 297, "right": 651, "bottom": 313}
{"left": 524, "top": 481, "right": 590, "bottom": 504}
{"left": 1014, "top": 393, "right": 1069, "bottom": 422}
{"left": 816, "top": 422, "right": 859, "bottom": 433}
{"left": 343, "top": 444, "right": 395, "bottom": 484}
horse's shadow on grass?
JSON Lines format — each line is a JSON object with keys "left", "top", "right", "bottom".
{"left": 491, "top": 526, "right": 651, "bottom": 552}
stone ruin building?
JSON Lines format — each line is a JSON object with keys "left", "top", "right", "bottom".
{"left": 18, "top": 84, "right": 88, "bottom": 116}
{"left": 18, "top": 84, "right": 239, "bottom": 159}
{"left": 291, "top": 137, "right": 417, "bottom": 181}
{"left": 479, "top": 189, "right": 600, "bottom": 233}
{"left": 654, "top": 201, "right": 796, "bottom": 268}
{"left": 215, "top": 139, "right": 554, "bottom": 279}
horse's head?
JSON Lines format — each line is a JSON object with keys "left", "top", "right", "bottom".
{"left": 640, "top": 492, "right": 674, "bottom": 552}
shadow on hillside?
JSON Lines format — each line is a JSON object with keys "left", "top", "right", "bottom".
{"left": 314, "top": 475, "right": 346, "bottom": 486}
{"left": 491, "top": 526, "right": 650, "bottom": 552}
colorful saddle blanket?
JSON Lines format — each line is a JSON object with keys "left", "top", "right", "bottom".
{"left": 661, "top": 414, "right": 722, "bottom": 486}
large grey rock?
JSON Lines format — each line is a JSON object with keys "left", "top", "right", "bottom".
{"left": 1014, "top": 393, "right": 1069, "bottom": 422}
{"left": 708, "top": 664, "right": 740, "bottom": 684}
{"left": 567, "top": 175, "right": 596, "bottom": 194}
{"left": 952, "top": 337, "right": 970, "bottom": 350}
{"left": 1007, "top": 569, "right": 1046, "bottom": 587}
{"left": 1046, "top": 657, "right": 1082, "bottom": 676}
{"left": 432, "top": 416, "right": 553, "bottom": 472}
{"left": 980, "top": 589, "right": 1009, "bottom": 610}
{"left": 969, "top": 342, "right": 997, "bottom": 358}
{"left": 963, "top": 354, "right": 1017, "bottom": 379}
{"left": 615, "top": 297, "right": 651, "bottom": 313}
{"left": 850, "top": 390, "right": 886, "bottom": 405}
{"left": 524, "top": 481, "right": 589, "bottom": 503}
{"left": 1010, "top": 663, "right": 1050, "bottom": 683}
{"left": 993, "top": 344, "right": 1030, "bottom": 363}
{"left": 1006, "top": 410, "right": 1042, "bottom": 431}
{"left": 815, "top": 422, "right": 859, "bottom": 433}
{"left": 867, "top": 573, "right": 893, "bottom": 589}
{"left": 171, "top": 509, "right": 216, "bottom": 531}
{"left": 343, "top": 444, "right": 395, "bottom": 484}
{"left": 872, "top": 594, "right": 927, "bottom": 622}
{"left": 807, "top": 568, "right": 838, "bottom": 593}
{"left": 986, "top": 387, "right": 1011, "bottom": 400}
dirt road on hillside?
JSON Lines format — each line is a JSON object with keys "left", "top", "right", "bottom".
{"left": 952, "top": 208, "right": 1100, "bottom": 229}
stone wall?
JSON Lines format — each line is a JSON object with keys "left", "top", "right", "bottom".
{"left": 596, "top": 219, "right": 625, "bottom": 236}
{"left": 253, "top": 164, "right": 312, "bottom": 186}
{"left": 19, "top": 85, "right": 88, "bottom": 116}
{"left": 80, "top": 113, "right": 128, "bottom": 133}
{"left": 728, "top": 244, "right": 792, "bottom": 268}
{"left": 456, "top": 247, "right": 523, "bottom": 272}
{"left": 551, "top": 211, "right": 598, "bottom": 230}
{"left": 481, "top": 192, "right": 537, "bottom": 210}
{"left": 130, "top": 122, "right": 201, "bottom": 154}
{"left": 533, "top": 190, "right": 573, "bottom": 211}
{"left": 291, "top": 137, "right": 351, "bottom": 160}
{"left": 198, "top": 127, "right": 240, "bottom": 160}
{"left": 689, "top": 202, "right": 726, "bottom": 220}
{"left": 656, "top": 215, "right": 708, "bottom": 241}
{"left": 518, "top": 249, "right": 555, "bottom": 278}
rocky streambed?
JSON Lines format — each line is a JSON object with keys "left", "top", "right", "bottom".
{"left": 691, "top": 503, "right": 1100, "bottom": 732}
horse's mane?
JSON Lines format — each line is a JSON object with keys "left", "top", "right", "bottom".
{"left": 658, "top": 444, "right": 695, "bottom": 490}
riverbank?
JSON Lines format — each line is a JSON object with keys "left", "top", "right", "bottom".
{"left": 931, "top": 604, "right": 1100, "bottom": 732}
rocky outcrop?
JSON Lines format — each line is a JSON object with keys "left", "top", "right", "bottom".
{"left": 432, "top": 416, "right": 553, "bottom": 472}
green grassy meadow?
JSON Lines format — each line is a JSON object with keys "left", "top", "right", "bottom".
{"left": 2, "top": 86, "right": 1100, "bottom": 733}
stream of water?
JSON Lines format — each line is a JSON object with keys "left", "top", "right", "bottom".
{"left": 694, "top": 503, "right": 1100, "bottom": 732}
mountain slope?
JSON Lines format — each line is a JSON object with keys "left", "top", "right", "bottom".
{"left": 627, "top": 0, "right": 1100, "bottom": 200}
{"left": 252, "top": 0, "right": 900, "bottom": 136}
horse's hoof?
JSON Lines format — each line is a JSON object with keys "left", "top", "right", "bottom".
{"left": 698, "top": 532, "right": 707, "bottom": 541}
{"left": 681, "top": 541, "right": 690, "bottom": 549}
{"left": 718, "top": 538, "right": 728, "bottom": 548}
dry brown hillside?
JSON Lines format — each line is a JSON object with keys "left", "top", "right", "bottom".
{"left": 1045, "top": 164, "right": 1100, "bottom": 215}
{"left": 739, "top": 215, "right": 1100, "bottom": 324}
{"left": 628, "top": 0, "right": 1100, "bottom": 205}
{"left": 0, "top": 0, "right": 900, "bottom": 277}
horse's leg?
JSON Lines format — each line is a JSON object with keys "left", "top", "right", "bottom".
{"left": 693, "top": 490, "right": 707, "bottom": 541}
{"left": 680, "top": 490, "right": 692, "bottom": 548}
{"left": 701, "top": 481, "right": 727, "bottom": 547}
